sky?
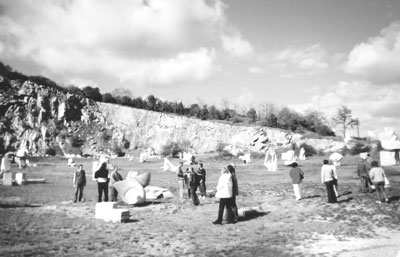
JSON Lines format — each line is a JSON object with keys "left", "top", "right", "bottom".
{"left": 1, "top": 0, "right": 400, "bottom": 138}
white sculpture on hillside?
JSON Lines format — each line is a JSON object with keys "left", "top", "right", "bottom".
{"left": 329, "top": 152, "right": 343, "bottom": 166}
{"left": 282, "top": 149, "right": 296, "bottom": 166}
{"left": 162, "top": 158, "right": 179, "bottom": 172}
{"left": 264, "top": 146, "right": 278, "bottom": 171}
{"left": 239, "top": 153, "right": 251, "bottom": 163}
{"left": 379, "top": 127, "right": 400, "bottom": 150}
{"left": 298, "top": 147, "right": 306, "bottom": 161}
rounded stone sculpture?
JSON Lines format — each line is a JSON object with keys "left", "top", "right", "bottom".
{"left": 113, "top": 172, "right": 151, "bottom": 205}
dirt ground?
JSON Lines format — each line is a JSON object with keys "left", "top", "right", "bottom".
{"left": 1, "top": 154, "right": 400, "bottom": 257}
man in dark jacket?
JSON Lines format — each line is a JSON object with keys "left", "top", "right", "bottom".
{"left": 357, "top": 155, "right": 372, "bottom": 193}
{"left": 73, "top": 165, "right": 86, "bottom": 203}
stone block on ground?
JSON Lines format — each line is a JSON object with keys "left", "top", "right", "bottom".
{"left": 15, "top": 173, "right": 26, "bottom": 185}
{"left": 2, "top": 172, "right": 13, "bottom": 186}
{"left": 95, "top": 202, "right": 130, "bottom": 223}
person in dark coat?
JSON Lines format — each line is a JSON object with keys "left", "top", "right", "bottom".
{"left": 197, "top": 162, "right": 207, "bottom": 199}
{"left": 357, "top": 155, "right": 372, "bottom": 193}
{"left": 94, "top": 162, "right": 109, "bottom": 202}
{"left": 73, "top": 164, "right": 86, "bottom": 203}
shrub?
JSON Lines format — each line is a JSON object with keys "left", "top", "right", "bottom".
{"left": 299, "top": 143, "right": 317, "bottom": 157}
{"left": 45, "top": 147, "right": 57, "bottom": 156}
{"left": 343, "top": 142, "right": 370, "bottom": 156}
{"left": 71, "top": 136, "right": 84, "bottom": 147}
{"left": 216, "top": 141, "right": 227, "bottom": 153}
{"left": 160, "top": 140, "right": 189, "bottom": 157}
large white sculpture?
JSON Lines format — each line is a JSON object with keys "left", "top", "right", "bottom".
{"left": 113, "top": 172, "right": 151, "bottom": 205}
{"left": 298, "top": 147, "right": 306, "bottom": 161}
{"left": 163, "top": 158, "right": 179, "bottom": 172}
{"left": 282, "top": 150, "right": 296, "bottom": 166}
{"left": 379, "top": 127, "right": 400, "bottom": 150}
{"left": 239, "top": 153, "right": 251, "bottom": 163}
{"left": 264, "top": 148, "right": 278, "bottom": 171}
{"left": 329, "top": 152, "right": 343, "bottom": 167}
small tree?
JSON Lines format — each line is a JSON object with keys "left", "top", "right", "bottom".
{"left": 247, "top": 108, "right": 257, "bottom": 123}
{"left": 333, "top": 105, "right": 357, "bottom": 139}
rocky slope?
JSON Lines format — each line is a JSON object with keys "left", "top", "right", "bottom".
{"left": 0, "top": 76, "right": 345, "bottom": 157}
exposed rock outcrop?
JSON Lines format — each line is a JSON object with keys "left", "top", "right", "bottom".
{"left": 0, "top": 76, "right": 345, "bottom": 157}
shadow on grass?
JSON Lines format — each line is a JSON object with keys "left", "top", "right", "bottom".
{"left": 119, "top": 201, "right": 163, "bottom": 208}
{"left": 238, "top": 211, "right": 271, "bottom": 222}
{"left": 337, "top": 197, "right": 354, "bottom": 203}
{"left": 388, "top": 196, "right": 399, "bottom": 202}
{"left": 124, "top": 218, "right": 140, "bottom": 223}
{"left": 0, "top": 203, "right": 42, "bottom": 208}
{"left": 302, "top": 194, "right": 321, "bottom": 199}
{"left": 340, "top": 191, "right": 352, "bottom": 196}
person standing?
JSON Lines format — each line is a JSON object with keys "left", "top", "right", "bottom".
{"left": 369, "top": 161, "right": 389, "bottom": 203}
{"left": 94, "top": 162, "right": 109, "bottom": 202}
{"left": 321, "top": 160, "right": 338, "bottom": 203}
{"left": 109, "top": 166, "right": 123, "bottom": 202}
{"left": 289, "top": 162, "right": 304, "bottom": 201}
{"left": 330, "top": 160, "right": 339, "bottom": 197}
{"left": 357, "top": 154, "right": 372, "bottom": 193}
{"left": 189, "top": 167, "right": 200, "bottom": 205}
{"left": 177, "top": 162, "right": 185, "bottom": 201}
{"left": 212, "top": 167, "right": 234, "bottom": 225}
{"left": 73, "top": 165, "right": 86, "bottom": 203}
{"left": 227, "top": 164, "right": 239, "bottom": 221}
{"left": 0, "top": 152, "right": 14, "bottom": 176}
{"left": 197, "top": 162, "right": 207, "bottom": 199}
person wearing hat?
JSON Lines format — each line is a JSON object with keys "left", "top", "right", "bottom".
{"left": 289, "top": 161, "right": 304, "bottom": 201}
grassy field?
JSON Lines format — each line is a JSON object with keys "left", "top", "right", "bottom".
{"left": 1, "top": 153, "right": 400, "bottom": 256}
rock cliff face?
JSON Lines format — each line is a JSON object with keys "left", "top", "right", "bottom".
{"left": 0, "top": 76, "right": 345, "bottom": 157}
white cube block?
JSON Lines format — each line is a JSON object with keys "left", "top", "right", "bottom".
{"left": 2, "top": 172, "right": 13, "bottom": 186}
{"left": 95, "top": 202, "right": 118, "bottom": 219}
{"left": 15, "top": 173, "right": 26, "bottom": 185}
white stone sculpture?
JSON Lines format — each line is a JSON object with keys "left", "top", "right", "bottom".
{"left": 282, "top": 150, "right": 296, "bottom": 166}
{"left": 299, "top": 147, "right": 306, "bottom": 161}
{"left": 162, "top": 158, "right": 178, "bottom": 172}
{"left": 329, "top": 152, "right": 343, "bottom": 167}
{"left": 264, "top": 148, "right": 278, "bottom": 171}
{"left": 239, "top": 153, "right": 251, "bottom": 163}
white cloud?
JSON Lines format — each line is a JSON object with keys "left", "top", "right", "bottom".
{"left": 273, "top": 44, "right": 329, "bottom": 76}
{"left": 294, "top": 80, "right": 400, "bottom": 137}
{"left": 0, "top": 0, "right": 232, "bottom": 88}
{"left": 221, "top": 32, "right": 254, "bottom": 58}
{"left": 248, "top": 66, "right": 265, "bottom": 74}
{"left": 236, "top": 90, "right": 256, "bottom": 110}
{"left": 344, "top": 22, "right": 400, "bottom": 84}
{"left": 118, "top": 48, "right": 217, "bottom": 86}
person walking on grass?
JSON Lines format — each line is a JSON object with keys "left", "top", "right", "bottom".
{"left": 289, "top": 162, "right": 304, "bottom": 201}
{"left": 94, "top": 162, "right": 109, "bottom": 202}
{"left": 177, "top": 162, "right": 185, "bottom": 201}
{"left": 189, "top": 167, "right": 200, "bottom": 206}
{"left": 321, "top": 160, "right": 338, "bottom": 203}
{"left": 109, "top": 166, "right": 123, "bottom": 202}
{"left": 357, "top": 154, "right": 372, "bottom": 193}
{"left": 73, "top": 165, "right": 86, "bottom": 203}
{"left": 369, "top": 161, "right": 389, "bottom": 203}
{"left": 330, "top": 160, "right": 339, "bottom": 198}
{"left": 212, "top": 167, "right": 234, "bottom": 225}
{"left": 197, "top": 162, "right": 207, "bottom": 199}
{"left": 227, "top": 164, "right": 239, "bottom": 221}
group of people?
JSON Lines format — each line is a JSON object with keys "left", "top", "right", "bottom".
{"left": 289, "top": 154, "right": 391, "bottom": 204}
{"left": 72, "top": 162, "right": 124, "bottom": 203}
{"left": 177, "top": 161, "right": 207, "bottom": 205}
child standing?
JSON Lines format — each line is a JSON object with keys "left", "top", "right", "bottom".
{"left": 73, "top": 165, "right": 86, "bottom": 203}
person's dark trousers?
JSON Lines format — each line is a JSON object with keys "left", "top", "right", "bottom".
{"left": 231, "top": 196, "right": 239, "bottom": 220}
{"left": 110, "top": 186, "right": 118, "bottom": 202}
{"left": 191, "top": 184, "right": 200, "bottom": 205}
{"left": 97, "top": 182, "right": 109, "bottom": 202}
{"left": 74, "top": 184, "right": 84, "bottom": 202}
{"left": 199, "top": 181, "right": 206, "bottom": 196}
{"left": 216, "top": 198, "right": 234, "bottom": 223}
{"left": 360, "top": 176, "right": 371, "bottom": 193}
{"left": 325, "top": 180, "right": 337, "bottom": 203}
